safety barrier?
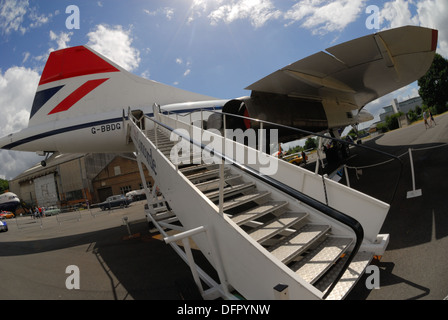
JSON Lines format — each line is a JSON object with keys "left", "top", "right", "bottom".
{"left": 343, "top": 143, "right": 448, "bottom": 200}
{"left": 14, "top": 215, "right": 43, "bottom": 230}
{"left": 56, "top": 209, "right": 81, "bottom": 225}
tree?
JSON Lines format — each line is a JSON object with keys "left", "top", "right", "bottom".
{"left": 418, "top": 53, "right": 448, "bottom": 114}
{"left": 376, "top": 122, "right": 389, "bottom": 133}
{"left": 0, "top": 178, "right": 9, "bottom": 193}
{"left": 385, "top": 112, "right": 403, "bottom": 131}
{"left": 304, "top": 137, "right": 317, "bottom": 150}
{"left": 407, "top": 109, "right": 419, "bottom": 123}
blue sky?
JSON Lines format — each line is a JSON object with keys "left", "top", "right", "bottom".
{"left": 1, "top": 0, "right": 447, "bottom": 180}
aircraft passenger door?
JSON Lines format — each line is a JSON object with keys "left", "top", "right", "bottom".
{"left": 131, "top": 110, "right": 145, "bottom": 130}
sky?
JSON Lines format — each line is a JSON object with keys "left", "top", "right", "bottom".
{"left": 0, "top": 0, "right": 447, "bottom": 180}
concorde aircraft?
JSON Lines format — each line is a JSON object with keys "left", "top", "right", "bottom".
{"left": 0, "top": 192, "right": 21, "bottom": 213}
{"left": 0, "top": 26, "right": 438, "bottom": 160}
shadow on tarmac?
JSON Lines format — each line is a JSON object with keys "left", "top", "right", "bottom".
{"left": 340, "top": 136, "right": 448, "bottom": 251}
{"left": 342, "top": 134, "right": 448, "bottom": 300}
{"left": 0, "top": 219, "right": 209, "bottom": 299}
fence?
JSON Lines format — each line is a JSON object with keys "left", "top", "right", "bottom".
{"left": 56, "top": 209, "right": 82, "bottom": 225}
{"left": 342, "top": 143, "right": 448, "bottom": 202}
{"left": 14, "top": 215, "right": 43, "bottom": 230}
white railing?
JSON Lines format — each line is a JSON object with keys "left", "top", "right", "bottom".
{"left": 155, "top": 107, "right": 391, "bottom": 243}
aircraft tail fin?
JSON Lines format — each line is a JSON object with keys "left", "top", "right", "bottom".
{"left": 28, "top": 46, "right": 124, "bottom": 127}
{"left": 28, "top": 45, "right": 215, "bottom": 129}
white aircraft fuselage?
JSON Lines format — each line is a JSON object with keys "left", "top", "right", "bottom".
{"left": 0, "top": 192, "right": 21, "bottom": 212}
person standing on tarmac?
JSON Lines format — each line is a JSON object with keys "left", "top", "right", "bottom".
{"left": 429, "top": 110, "right": 437, "bottom": 127}
{"left": 423, "top": 110, "right": 430, "bottom": 129}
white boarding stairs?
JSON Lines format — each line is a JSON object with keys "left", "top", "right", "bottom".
{"left": 128, "top": 107, "right": 390, "bottom": 300}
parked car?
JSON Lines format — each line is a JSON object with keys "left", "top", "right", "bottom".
{"left": 0, "top": 211, "right": 15, "bottom": 219}
{"left": 99, "top": 195, "right": 129, "bottom": 211}
{"left": 44, "top": 206, "right": 61, "bottom": 216}
{"left": 0, "top": 220, "right": 7, "bottom": 232}
{"left": 126, "top": 189, "right": 146, "bottom": 201}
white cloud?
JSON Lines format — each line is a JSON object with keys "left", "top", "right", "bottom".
{"left": 28, "top": 7, "right": 51, "bottom": 29}
{"left": 284, "top": 0, "right": 367, "bottom": 35}
{"left": 22, "top": 51, "right": 30, "bottom": 64}
{"left": 87, "top": 24, "right": 141, "bottom": 72}
{"left": 0, "top": 66, "right": 38, "bottom": 135}
{"left": 380, "top": 0, "right": 418, "bottom": 28}
{"left": 380, "top": 0, "right": 448, "bottom": 57}
{"left": 0, "top": 150, "right": 41, "bottom": 180}
{"left": 34, "top": 31, "right": 73, "bottom": 66}
{"left": 0, "top": 0, "right": 51, "bottom": 35}
{"left": 208, "top": 0, "right": 282, "bottom": 28}
{"left": 0, "top": 66, "right": 41, "bottom": 180}
{"left": 415, "top": 0, "right": 448, "bottom": 58}
{"left": 49, "top": 30, "right": 73, "bottom": 51}
{"left": 143, "top": 7, "right": 175, "bottom": 20}
{"left": 140, "top": 70, "right": 151, "bottom": 79}
{"left": 0, "top": 0, "right": 28, "bottom": 34}
{"left": 188, "top": 0, "right": 366, "bottom": 33}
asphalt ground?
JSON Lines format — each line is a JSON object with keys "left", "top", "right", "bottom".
{"left": 1, "top": 113, "right": 447, "bottom": 301}
{"left": 343, "top": 112, "right": 448, "bottom": 300}
{"left": 0, "top": 202, "right": 206, "bottom": 300}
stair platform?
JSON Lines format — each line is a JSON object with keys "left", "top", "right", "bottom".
{"left": 316, "top": 251, "right": 373, "bottom": 300}
{"left": 291, "top": 237, "right": 353, "bottom": 284}
{"left": 269, "top": 224, "right": 331, "bottom": 264}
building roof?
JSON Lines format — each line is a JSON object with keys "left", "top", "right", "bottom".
{"left": 12, "top": 153, "right": 85, "bottom": 183}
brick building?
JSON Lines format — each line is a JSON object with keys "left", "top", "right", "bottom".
{"left": 9, "top": 153, "right": 153, "bottom": 209}
{"left": 92, "top": 154, "right": 153, "bottom": 202}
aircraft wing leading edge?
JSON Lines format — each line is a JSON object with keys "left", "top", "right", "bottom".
{"left": 246, "top": 26, "right": 438, "bottom": 108}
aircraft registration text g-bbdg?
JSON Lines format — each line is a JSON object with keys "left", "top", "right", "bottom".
{"left": 91, "top": 123, "right": 121, "bottom": 134}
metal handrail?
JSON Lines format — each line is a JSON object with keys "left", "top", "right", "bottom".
{"left": 131, "top": 110, "right": 365, "bottom": 299}
{"left": 161, "top": 106, "right": 404, "bottom": 205}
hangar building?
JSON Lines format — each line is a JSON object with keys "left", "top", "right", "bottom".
{"left": 8, "top": 153, "right": 153, "bottom": 210}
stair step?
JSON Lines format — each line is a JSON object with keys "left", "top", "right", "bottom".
{"left": 152, "top": 210, "right": 176, "bottom": 222}
{"left": 315, "top": 251, "right": 373, "bottom": 300}
{"left": 186, "top": 167, "right": 230, "bottom": 182}
{"left": 222, "top": 191, "right": 270, "bottom": 211}
{"left": 269, "top": 224, "right": 330, "bottom": 264}
{"left": 291, "top": 237, "right": 353, "bottom": 284}
{"left": 195, "top": 175, "right": 241, "bottom": 192}
{"left": 154, "top": 140, "right": 174, "bottom": 146}
{"left": 146, "top": 133, "right": 171, "bottom": 142}
{"left": 231, "top": 201, "right": 288, "bottom": 225}
{"left": 205, "top": 182, "right": 255, "bottom": 201}
{"left": 172, "top": 154, "right": 210, "bottom": 166}
{"left": 180, "top": 163, "right": 216, "bottom": 174}
{"left": 248, "top": 211, "right": 308, "bottom": 243}
{"left": 158, "top": 144, "right": 175, "bottom": 151}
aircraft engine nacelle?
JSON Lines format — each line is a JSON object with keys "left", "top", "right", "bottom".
{"left": 221, "top": 93, "right": 329, "bottom": 143}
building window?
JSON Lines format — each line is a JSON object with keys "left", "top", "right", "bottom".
{"left": 114, "top": 166, "right": 121, "bottom": 176}
{"left": 65, "top": 190, "right": 84, "bottom": 201}
{"left": 120, "top": 186, "right": 132, "bottom": 195}
{"left": 139, "top": 182, "right": 151, "bottom": 189}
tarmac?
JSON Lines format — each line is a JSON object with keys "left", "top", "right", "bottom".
{"left": 0, "top": 203, "right": 205, "bottom": 300}
{"left": 344, "top": 112, "right": 448, "bottom": 300}
{"left": 0, "top": 113, "right": 447, "bottom": 300}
